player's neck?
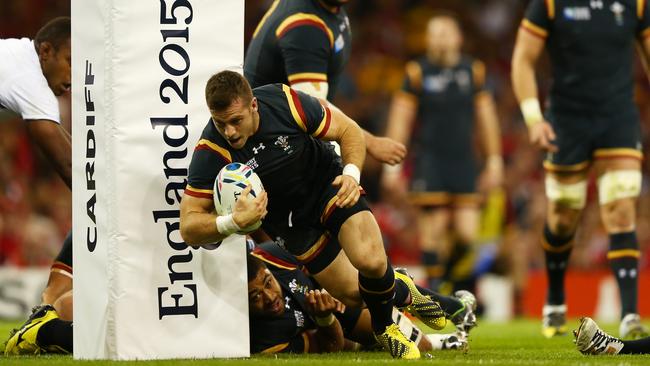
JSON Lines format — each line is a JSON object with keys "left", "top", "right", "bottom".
{"left": 317, "top": 0, "right": 341, "bottom": 14}
{"left": 427, "top": 50, "right": 460, "bottom": 68}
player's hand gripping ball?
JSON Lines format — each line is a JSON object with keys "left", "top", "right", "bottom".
{"left": 214, "top": 163, "right": 265, "bottom": 233}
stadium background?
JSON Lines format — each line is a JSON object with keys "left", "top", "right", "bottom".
{"left": 1, "top": 0, "right": 649, "bottom": 320}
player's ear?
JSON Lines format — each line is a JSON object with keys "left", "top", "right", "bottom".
{"left": 38, "top": 41, "right": 54, "bottom": 61}
{"left": 251, "top": 97, "right": 258, "bottom": 112}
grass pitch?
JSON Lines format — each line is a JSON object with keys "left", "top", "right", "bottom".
{"left": 2, "top": 319, "right": 650, "bottom": 365}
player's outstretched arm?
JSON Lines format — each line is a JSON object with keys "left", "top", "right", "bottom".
{"left": 26, "top": 120, "right": 72, "bottom": 189}
{"left": 180, "top": 186, "right": 267, "bottom": 246}
{"left": 511, "top": 28, "right": 557, "bottom": 152}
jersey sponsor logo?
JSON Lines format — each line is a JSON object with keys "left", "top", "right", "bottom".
{"left": 563, "top": 7, "right": 591, "bottom": 21}
{"left": 334, "top": 34, "right": 345, "bottom": 53}
{"left": 252, "top": 142, "right": 266, "bottom": 154}
{"left": 274, "top": 135, "right": 293, "bottom": 153}
{"left": 423, "top": 70, "right": 471, "bottom": 94}
{"left": 590, "top": 0, "right": 604, "bottom": 9}
{"left": 294, "top": 310, "right": 305, "bottom": 327}
{"left": 275, "top": 236, "right": 287, "bottom": 250}
{"left": 246, "top": 157, "right": 259, "bottom": 170}
{"left": 289, "top": 278, "right": 310, "bottom": 295}
{"left": 610, "top": 1, "right": 625, "bottom": 25}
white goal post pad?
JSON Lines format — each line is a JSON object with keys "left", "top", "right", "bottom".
{"left": 71, "top": 0, "right": 248, "bottom": 359}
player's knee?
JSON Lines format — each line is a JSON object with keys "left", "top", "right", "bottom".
{"left": 353, "top": 252, "right": 387, "bottom": 278}
{"left": 545, "top": 175, "right": 587, "bottom": 210}
{"left": 601, "top": 198, "right": 636, "bottom": 231}
{"left": 548, "top": 216, "right": 577, "bottom": 238}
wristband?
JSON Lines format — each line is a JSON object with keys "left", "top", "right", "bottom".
{"left": 342, "top": 164, "right": 361, "bottom": 184}
{"left": 314, "top": 313, "right": 336, "bottom": 327}
{"left": 215, "top": 214, "right": 241, "bottom": 236}
{"left": 383, "top": 163, "right": 402, "bottom": 175}
{"left": 486, "top": 155, "right": 504, "bottom": 169}
{"left": 520, "top": 98, "right": 543, "bottom": 127}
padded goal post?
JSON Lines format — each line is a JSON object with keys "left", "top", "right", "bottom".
{"left": 71, "top": 0, "right": 249, "bottom": 359}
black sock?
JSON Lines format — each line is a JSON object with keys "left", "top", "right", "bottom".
{"left": 620, "top": 337, "right": 650, "bottom": 354}
{"left": 422, "top": 250, "right": 443, "bottom": 290}
{"left": 394, "top": 275, "right": 410, "bottom": 308}
{"left": 359, "top": 262, "right": 396, "bottom": 333}
{"left": 36, "top": 319, "right": 73, "bottom": 353}
{"left": 608, "top": 232, "right": 639, "bottom": 318}
{"left": 542, "top": 224, "right": 573, "bottom": 305}
{"left": 415, "top": 284, "right": 463, "bottom": 316}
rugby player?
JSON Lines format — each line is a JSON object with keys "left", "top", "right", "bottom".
{"left": 180, "top": 71, "right": 448, "bottom": 359}
{"left": 512, "top": 0, "right": 650, "bottom": 338}
{"left": 1, "top": 17, "right": 74, "bottom": 355}
{"left": 248, "top": 242, "right": 473, "bottom": 354}
{"left": 245, "top": 0, "right": 406, "bottom": 165}
{"left": 382, "top": 14, "right": 503, "bottom": 292}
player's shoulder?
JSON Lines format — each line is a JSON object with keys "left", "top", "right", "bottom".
{"left": 0, "top": 38, "right": 42, "bottom": 84}
{"left": 192, "top": 118, "right": 233, "bottom": 161}
{"left": 253, "top": 83, "right": 294, "bottom": 111}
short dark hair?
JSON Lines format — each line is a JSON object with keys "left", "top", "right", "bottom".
{"left": 205, "top": 70, "right": 253, "bottom": 112}
{"left": 247, "top": 253, "right": 268, "bottom": 282}
{"left": 34, "top": 17, "right": 71, "bottom": 51}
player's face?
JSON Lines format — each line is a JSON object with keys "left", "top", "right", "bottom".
{"left": 426, "top": 17, "right": 462, "bottom": 55}
{"left": 211, "top": 97, "right": 259, "bottom": 149}
{"left": 39, "top": 39, "right": 71, "bottom": 96}
{"left": 248, "top": 267, "right": 286, "bottom": 318}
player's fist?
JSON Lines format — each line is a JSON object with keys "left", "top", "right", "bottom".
{"left": 232, "top": 185, "right": 268, "bottom": 228}
{"left": 332, "top": 175, "right": 360, "bottom": 208}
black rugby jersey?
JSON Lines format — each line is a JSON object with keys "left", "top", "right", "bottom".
{"left": 185, "top": 84, "right": 340, "bottom": 221}
{"left": 248, "top": 243, "right": 318, "bottom": 354}
{"left": 401, "top": 56, "right": 487, "bottom": 156}
{"left": 522, "top": 0, "right": 650, "bottom": 113}
{"left": 244, "top": 0, "right": 352, "bottom": 100}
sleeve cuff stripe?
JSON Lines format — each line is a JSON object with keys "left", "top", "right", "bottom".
{"left": 184, "top": 187, "right": 214, "bottom": 199}
{"left": 313, "top": 104, "right": 331, "bottom": 139}
{"left": 521, "top": 20, "right": 548, "bottom": 38}
{"left": 288, "top": 73, "right": 327, "bottom": 83}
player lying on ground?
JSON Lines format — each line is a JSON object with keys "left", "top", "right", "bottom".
{"left": 574, "top": 317, "right": 650, "bottom": 355}
{"left": 248, "top": 241, "right": 476, "bottom": 354}
{"left": 3, "top": 238, "right": 477, "bottom": 356}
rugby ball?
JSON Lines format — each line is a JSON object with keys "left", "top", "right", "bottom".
{"left": 214, "top": 162, "right": 264, "bottom": 233}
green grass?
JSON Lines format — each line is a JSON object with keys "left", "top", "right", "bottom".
{"left": 2, "top": 319, "right": 650, "bottom": 365}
